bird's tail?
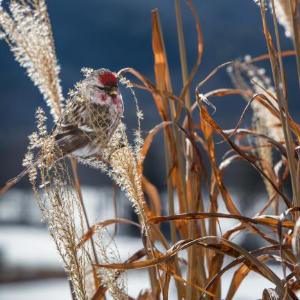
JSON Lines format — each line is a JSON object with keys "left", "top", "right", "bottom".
{"left": 0, "top": 158, "right": 42, "bottom": 197}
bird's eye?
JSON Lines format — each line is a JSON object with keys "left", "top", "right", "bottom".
{"left": 95, "top": 84, "right": 117, "bottom": 92}
{"left": 95, "top": 85, "right": 109, "bottom": 92}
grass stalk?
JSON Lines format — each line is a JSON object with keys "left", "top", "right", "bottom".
{"left": 175, "top": 0, "right": 191, "bottom": 108}
{"left": 152, "top": 9, "right": 187, "bottom": 299}
{"left": 174, "top": 3, "right": 199, "bottom": 299}
{"left": 260, "top": 0, "right": 298, "bottom": 211}
{"left": 288, "top": 0, "right": 300, "bottom": 90}
{"left": 70, "top": 158, "right": 102, "bottom": 294}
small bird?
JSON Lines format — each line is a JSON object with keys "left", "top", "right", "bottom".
{"left": 0, "top": 68, "right": 124, "bottom": 195}
{"left": 54, "top": 68, "right": 124, "bottom": 158}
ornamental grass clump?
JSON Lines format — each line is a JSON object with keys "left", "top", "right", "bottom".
{"left": 2, "top": 0, "right": 300, "bottom": 299}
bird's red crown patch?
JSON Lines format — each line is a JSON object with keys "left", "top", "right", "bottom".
{"left": 99, "top": 71, "right": 117, "bottom": 86}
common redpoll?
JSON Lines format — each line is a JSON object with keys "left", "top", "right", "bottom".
{"left": 54, "top": 68, "right": 123, "bottom": 158}
{"left": 1, "top": 68, "right": 124, "bottom": 194}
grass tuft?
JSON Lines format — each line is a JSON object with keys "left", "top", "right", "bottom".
{"left": 2, "top": 0, "right": 300, "bottom": 299}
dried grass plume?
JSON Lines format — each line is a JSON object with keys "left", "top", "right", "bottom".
{"left": 0, "top": 0, "right": 64, "bottom": 120}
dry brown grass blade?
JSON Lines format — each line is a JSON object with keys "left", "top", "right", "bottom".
{"left": 225, "top": 256, "right": 268, "bottom": 300}
{"left": 203, "top": 240, "right": 286, "bottom": 299}
{"left": 204, "top": 245, "right": 298, "bottom": 299}
{"left": 260, "top": 0, "right": 298, "bottom": 212}
{"left": 152, "top": 9, "right": 173, "bottom": 94}
{"left": 118, "top": 67, "right": 186, "bottom": 118}
{"left": 188, "top": 87, "right": 245, "bottom": 129}
{"left": 176, "top": 53, "right": 209, "bottom": 295}
{"left": 199, "top": 98, "right": 241, "bottom": 296}
{"left": 223, "top": 95, "right": 259, "bottom": 141}
{"left": 140, "top": 121, "right": 173, "bottom": 165}
{"left": 219, "top": 154, "right": 243, "bottom": 172}
{"left": 206, "top": 246, "right": 283, "bottom": 285}
{"left": 179, "top": 0, "right": 204, "bottom": 102}
{"left": 255, "top": 94, "right": 300, "bottom": 141}
{"left": 195, "top": 61, "right": 232, "bottom": 92}
{"left": 96, "top": 242, "right": 214, "bottom": 298}
{"left": 175, "top": 0, "right": 190, "bottom": 108}
{"left": 287, "top": 0, "right": 300, "bottom": 89}
{"left": 200, "top": 106, "right": 241, "bottom": 216}
{"left": 181, "top": 130, "right": 208, "bottom": 298}
{"left": 224, "top": 128, "right": 288, "bottom": 158}
{"left": 91, "top": 249, "right": 146, "bottom": 300}
{"left": 152, "top": 9, "right": 187, "bottom": 217}
{"left": 204, "top": 88, "right": 247, "bottom": 98}
{"left": 252, "top": 93, "right": 300, "bottom": 140}
{"left": 118, "top": 67, "right": 167, "bottom": 120}
{"left": 136, "top": 290, "right": 152, "bottom": 300}
{"left": 148, "top": 212, "right": 294, "bottom": 229}
{"left": 151, "top": 10, "right": 182, "bottom": 296}
{"left": 0, "top": 171, "right": 27, "bottom": 196}
{"left": 77, "top": 218, "right": 140, "bottom": 249}
{"left": 152, "top": 8, "right": 206, "bottom": 297}
{"left": 292, "top": 216, "right": 300, "bottom": 267}
{"left": 152, "top": 9, "right": 190, "bottom": 299}
{"left": 247, "top": 49, "right": 296, "bottom": 63}
{"left": 162, "top": 269, "right": 171, "bottom": 300}
{"left": 96, "top": 236, "right": 286, "bottom": 295}
{"left": 95, "top": 239, "right": 196, "bottom": 270}
{"left": 184, "top": 118, "right": 284, "bottom": 247}
{"left": 142, "top": 176, "right": 161, "bottom": 216}
{"left": 158, "top": 263, "right": 216, "bottom": 298}
{"left": 200, "top": 108, "right": 291, "bottom": 207}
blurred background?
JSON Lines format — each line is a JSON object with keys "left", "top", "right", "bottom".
{"left": 0, "top": 0, "right": 298, "bottom": 299}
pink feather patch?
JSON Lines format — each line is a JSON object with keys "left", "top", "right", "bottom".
{"left": 99, "top": 72, "right": 117, "bottom": 86}
{"left": 100, "top": 94, "right": 107, "bottom": 101}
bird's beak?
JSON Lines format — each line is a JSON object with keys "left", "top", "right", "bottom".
{"left": 109, "top": 87, "right": 118, "bottom": 98}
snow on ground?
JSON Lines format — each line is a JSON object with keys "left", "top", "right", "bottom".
{"left": 0, "top": 187, "right": 132, "bottom": 225}
{"left": 0, "top": 266, "right": 284, "bottom": 300}
{"left": 0, "top": 279, "right": 70, "bottom": 300}
{"left": 0, "top": 225, "right": 289, "bottom": 300}
{"left": 0, "top": 226, "right": 60, "bottom": 268}
{"left": 0, "top": 226, "right": 144, "bottom": 268}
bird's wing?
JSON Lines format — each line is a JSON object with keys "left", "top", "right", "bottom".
{"left": 54, "top": 126, "right": 91, "bottom": 156}
{"left": 54, "top": 100, "right": 93, "bottom": 156}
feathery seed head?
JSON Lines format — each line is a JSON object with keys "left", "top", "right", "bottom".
{"left": 0, "top": 0, "right": 64, "bottom": 121}
{"left": 270, "top": 0, "right": 293, "bottom": 38}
